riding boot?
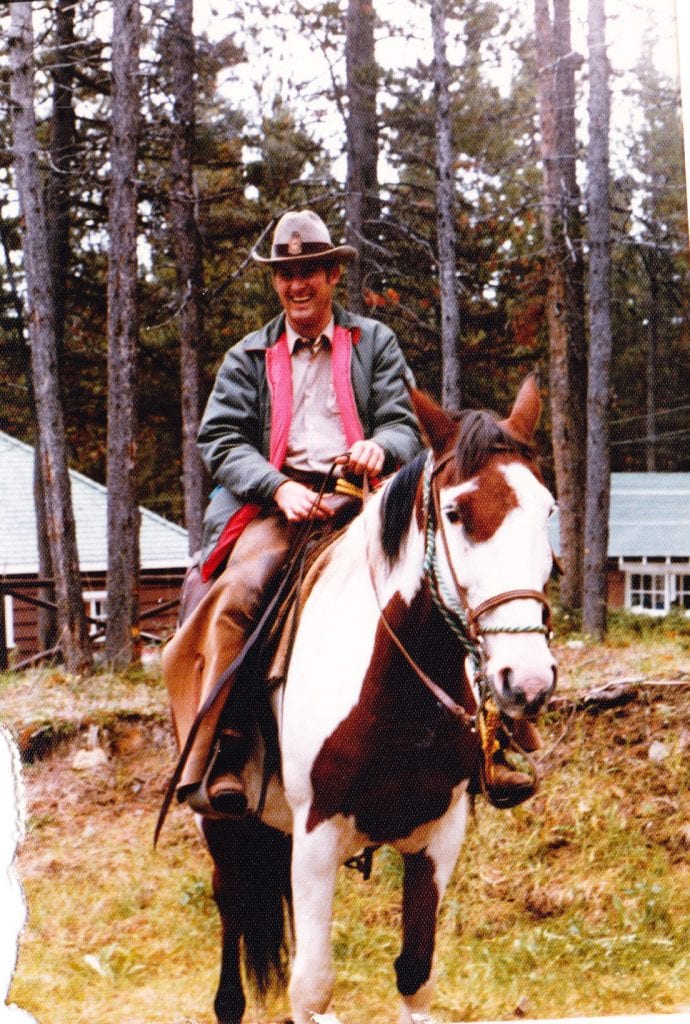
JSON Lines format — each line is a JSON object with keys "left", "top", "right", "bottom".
{"left": 484, "top": 749, "right": 537, "bottom": 808}
{"left": 479, "top": 706, "right": 540, "bottom": 809}
{"left": 185, "top": 727, "right": 250, "bottom": 818}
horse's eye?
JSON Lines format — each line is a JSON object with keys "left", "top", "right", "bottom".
{"left": 444, "top": 505, "right": 462, "bottom": 525}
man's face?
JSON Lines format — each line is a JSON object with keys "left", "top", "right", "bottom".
{"left": 271, "top": 261, "right": 342, "bottom": 339}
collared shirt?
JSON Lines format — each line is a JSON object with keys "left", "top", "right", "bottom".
{"left": 284, "top": 318, "right": 348, "bottom": 475}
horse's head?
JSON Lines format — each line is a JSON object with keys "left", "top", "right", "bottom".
{"left": 410, "top": 376, "right": 557, "bottom": 720}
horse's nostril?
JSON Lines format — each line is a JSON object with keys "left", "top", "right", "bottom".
{"left": 498, "top": 667, "right": 515, "bottom": 693}
{"left": 551, "top": 665, "right": 558, "bottom": 688}
{"left": 525, "top": 692, "right": 546, "bottom": 716}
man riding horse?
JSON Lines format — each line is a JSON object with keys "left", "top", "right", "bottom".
{"left": 162, "top": 208, "right": 538, "bottom": 819}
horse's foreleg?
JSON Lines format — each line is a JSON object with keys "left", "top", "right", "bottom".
{"left": 288, "top": 818, "right": 342, "bottom": 1024}
{"left": 210, "top": 866, "right": 246, "bottom": 1024}
{"left": 204, "top": 821, "right": 246, "bottom": 1024}
{"left": 396, "top": 794, "right": 469, "bottom": 1024}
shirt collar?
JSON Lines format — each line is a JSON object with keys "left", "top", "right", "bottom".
{"left": 286, "top": 317, "right": 335, "bottom": 354}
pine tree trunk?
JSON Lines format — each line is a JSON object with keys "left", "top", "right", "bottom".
{"left": 33, "top": 440, "right": 59, "bottom": 652}
{"left": 431, "top": 0, "right": 462, "bottom": 415}
{"left": 534, "top": 0, "right": 587, "bottom": 611}
{"left": 583, "top": 0, "right": 613, "bottom": 637}
{"left": 645, "top": 264, "right": 658, "bottom": 472}
{"left": 345, "top": 0, "right": 379, "bottom": 313}
{"left": 106, "top": 0, "right": 141, "bottom": 668}
{"left": 9, "top": 1, "right": 92, "bottom": 673}
{"left": 169, "top": 0, "right": 205, "bottom": 555}
{"left": 1, "top": 199, "right": 56, "bottom": 651}
{"left": 40, "top": 0, "right": 77, "bottom": 648}
{"left": 45, "top": 0, "right": 76, "bottom": 356}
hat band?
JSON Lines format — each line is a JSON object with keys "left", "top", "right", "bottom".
{"left": 272, "top": 241, "right": 334, "bottom": 258}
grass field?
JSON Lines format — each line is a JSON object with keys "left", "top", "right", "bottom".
{"left": 3, "top": 621, "right": 690, "bottom": 1024}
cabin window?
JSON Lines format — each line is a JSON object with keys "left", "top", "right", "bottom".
{"left": 621, "top": 558, "right": 690, "bottom": 616}
{"left": 628, "top": 572, "right": 666, "bottom": 612}
{"left": 83, "top": 590, "right": 108, "bottom": 638}
{"left": 673, "top": 574, "right": 690, "bottom": 611}
{"left": 3, "top": 595, "right": 14, "bottom": 650}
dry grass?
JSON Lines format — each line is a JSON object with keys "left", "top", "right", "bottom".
{"left": 3, "top": 628, "right": 690, "bottom": 1024}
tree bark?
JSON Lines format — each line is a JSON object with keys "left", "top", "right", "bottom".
{"left": 39, "top": 0, "right": 77, "bottom": 649}
{"left": 431, "top": 0, "right": 462, "bottom": 414}
{"left": 345, "top": 0, "right": 379, "bottom": 313}
{"left": 106, "top": 0, "right": 141, "bottom": 668}
{"left": 169, "top": 0, "right": 205, "bottom": 555}
{"left": 534, "top": 0, "right": 587, "bottom": 610}
{"left": 45, "top": 0, "right": 76, "bottom": 356}
{"left": 583, "top": 0, "right": 613, "bottom": 637}
{"left": 645, "top": 263, "right": 658, "bottom": 472}
{"left": 9, "top": 1, "right": 92, "bottom": 672}
{"left": 1, "top": 204, "right": 58, "bottom": 652}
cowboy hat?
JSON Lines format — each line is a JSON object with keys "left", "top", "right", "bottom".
{"left": 251, "top": 209, "right": 357, "bottom": 266}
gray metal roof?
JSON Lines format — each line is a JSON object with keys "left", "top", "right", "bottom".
{"left": 549, "top": 472, "right": 690, "bottom": 559}
{"left": 0, "top": 431, "right": 190, "bottom": 575}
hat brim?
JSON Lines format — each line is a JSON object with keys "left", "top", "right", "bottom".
{"left": 251, "top": 244, "right": 358, "bottom": 266}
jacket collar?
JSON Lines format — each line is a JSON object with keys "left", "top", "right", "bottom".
{"left": 246, "top": 303, "right": 361, "bottom": 351}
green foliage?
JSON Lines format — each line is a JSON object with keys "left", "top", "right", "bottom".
{"left": 609, "top": 42, "right": 690, "bottom": 470}
{"left": 605, "top": 607, "right": 690, "bottom": 645}
{"left": 0, "top": 0, "right": 687, "bottom": 535}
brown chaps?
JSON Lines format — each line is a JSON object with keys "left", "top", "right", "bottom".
{"left": 161, "top": 511, "right": 299, "bottom": 792}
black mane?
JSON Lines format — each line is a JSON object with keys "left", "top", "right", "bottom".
{"left": 379, "top": 451, "right": 427, "bottom": 563}
{"left": 379, "top": 411, "right": 534, "bottom": 565}
{"left": 454, "top": 409, "right": 534, "bottom": 480}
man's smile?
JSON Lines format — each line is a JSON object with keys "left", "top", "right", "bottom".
{"left": 272, "top": 263, "right": 342, "bottom": 338}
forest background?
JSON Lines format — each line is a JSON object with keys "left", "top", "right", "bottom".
{"left": 0, "top": 0, "right": 688, "bottom": 669}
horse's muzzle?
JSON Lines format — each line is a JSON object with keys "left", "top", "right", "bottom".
{"left": 489, "top": 663, "right": 557, "bottom": 718}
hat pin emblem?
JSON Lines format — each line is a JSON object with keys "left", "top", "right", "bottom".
{"left": 287, "top": 231, "right": 303, "bottom": 255}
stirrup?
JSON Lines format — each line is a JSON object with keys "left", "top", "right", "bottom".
{"left": 184, "top": 731, "right": 248, "bottom": 819}
{"left": 478, "top": 699, "right": 538, "bottom": 810}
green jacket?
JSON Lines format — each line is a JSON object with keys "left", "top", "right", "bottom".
{"left": 197, "top": 302, "right": 422, "bottom": 575}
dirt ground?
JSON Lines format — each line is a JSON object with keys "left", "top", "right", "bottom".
{"left": 4, "top": 636, "right": 690, "bottom": 1024}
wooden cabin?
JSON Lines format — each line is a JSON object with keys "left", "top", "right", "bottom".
{"left": 551, "top": 473, "right": 690, "bottom": 616}
{"left": 0, "top": 431, "right": 190, "bottom": 666}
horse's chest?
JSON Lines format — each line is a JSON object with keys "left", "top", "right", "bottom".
{"left": 306, "top": 691, "right": 479, "bottom": 842}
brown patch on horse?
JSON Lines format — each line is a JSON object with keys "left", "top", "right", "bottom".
{"left": 452, "top": 459, "right": 521, "bottom": 543}
{"left": 306, "top": 586, "right": 480, "bottom": 842}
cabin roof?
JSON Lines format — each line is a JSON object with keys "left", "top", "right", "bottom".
{"left": 0, "top": 431, "right": 190, "bottom": 575}
{"left": 550, "top": 472, "right": 690, "bottom": 559}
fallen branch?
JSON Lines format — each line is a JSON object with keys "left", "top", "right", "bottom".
{"left": 548, "top": 677, "right": 690, "bottom": 715}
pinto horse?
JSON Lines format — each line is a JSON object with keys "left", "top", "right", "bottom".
{"left": 199, "top": 377, "right": 557, "bottom": 1024}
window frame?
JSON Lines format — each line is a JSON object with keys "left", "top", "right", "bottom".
{"left": 620, "top": 557, "right": 690, "bottom": 616}
{"left": 82, "top": 589, "right": 108, "bottom": 637}
{"left": 3, "top": 595, "right": 15, "bottom": 650}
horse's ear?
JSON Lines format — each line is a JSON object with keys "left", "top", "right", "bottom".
{"left": 408, "top": 387, "right": 459, "bottom": 455}
{"left": 499, "top": 374, "right": 542, "bottom": 443}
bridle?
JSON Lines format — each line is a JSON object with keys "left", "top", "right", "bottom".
{"left": 425, "top": 449, "right": 551, "bottom": 647}
{"left": 371, "top": 450, "right": 553, "bottom": 722}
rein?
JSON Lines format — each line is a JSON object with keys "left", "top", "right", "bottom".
{"left": 155, "top": 463, "right": 343, "bottom": 846}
